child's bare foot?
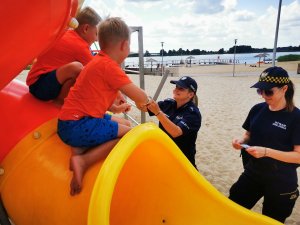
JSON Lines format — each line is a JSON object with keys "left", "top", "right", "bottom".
{"left": 70, "top": 155, "right": 86, "bottom": 196}
{"left": 70, "top": 175, "right": 81, "bottom": 195}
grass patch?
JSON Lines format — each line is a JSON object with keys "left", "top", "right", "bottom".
{"left": 277, "top": 54, "right": 300, "bottom": 62}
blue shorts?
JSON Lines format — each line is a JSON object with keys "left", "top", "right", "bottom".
{"left": 29, "top": 70, "right": 62, "bottom": 100}
{"left": 57, "top": 114, "right": 118, "bottom": 148}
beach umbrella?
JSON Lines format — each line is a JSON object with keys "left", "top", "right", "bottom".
{"left": 186, "top": 56, "right": 195, "bottom": 60}
{"left": 254, "top": 53, "right": 269, "bottom": 67}
{"left": 146, "top": 57, "right": 157, "bottom": 71}
{"left": 186, "top": 56, "right": 195, "bottom": 67}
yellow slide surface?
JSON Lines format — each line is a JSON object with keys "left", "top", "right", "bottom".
{"left": 89, "top": 122, "right": 282, "bottom": 225}
{"left": 0, "top": 119, "right": 281, "bottom": 224}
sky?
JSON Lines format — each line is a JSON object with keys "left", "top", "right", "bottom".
{"left": 83, "top": 0, "right": 300, "bottom": 53}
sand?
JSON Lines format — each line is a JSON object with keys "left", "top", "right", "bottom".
{"left": 15, "top": 62, "right": 300, "bottom": 224}
{"left": 166, "top": 60, "right": 300, "bottom": 77}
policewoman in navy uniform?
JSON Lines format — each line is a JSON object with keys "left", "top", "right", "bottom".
{"left": 147, "top": 76, "right": 201, "bottom": 168}
{"left": 230, "top": 66, "right": 300, "bottom": 223}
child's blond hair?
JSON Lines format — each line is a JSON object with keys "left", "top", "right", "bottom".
{"left": 98, "top": 17, "right": 131, "bottom": 49}
{"left": 76, "top": 6, "right": 101, "bottom": 26}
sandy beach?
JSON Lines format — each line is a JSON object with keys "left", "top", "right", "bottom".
{"left": 166, "top": 60, "right": 300, "bottom": 77}
{"left": 16, "top": 61, "right": 300, "bottom": 224}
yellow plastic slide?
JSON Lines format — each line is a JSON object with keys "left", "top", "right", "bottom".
{"left": 0, "top": 118, "right": 282, "bottom": 225}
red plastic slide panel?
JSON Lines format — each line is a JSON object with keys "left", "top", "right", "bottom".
{"left": 0, "top": 80, "right": 60, "bottom": 161}
{"left": 0, "top": 0, "right": 78, "bottom": 90}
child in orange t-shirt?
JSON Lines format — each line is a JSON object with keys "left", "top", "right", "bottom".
{"left": 57, "top": 17, "right": 149, "bottom": 195}
{"left": 26, "top": 7, "right": 101, "bottom": 104}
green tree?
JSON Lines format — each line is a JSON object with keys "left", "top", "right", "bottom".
{"left": 191, "top": 49, "right": 201, "bottom": 55}
{"left": 218, "top": 48, "right": 225, "bottom": 54}
{"left": 144, "top": 50, "right": 151, "bottom": 57}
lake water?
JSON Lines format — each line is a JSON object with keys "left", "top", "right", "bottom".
{"left": 125, "top": 51, "right": 300, "bottom": 68}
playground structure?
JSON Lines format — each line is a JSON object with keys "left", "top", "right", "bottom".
{"left": 0, "top": 0, "right": 283, "bottom": 224}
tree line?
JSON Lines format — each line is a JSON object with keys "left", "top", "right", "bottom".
{"left": 128, "top": 45, "right": 300, "bottom": 57}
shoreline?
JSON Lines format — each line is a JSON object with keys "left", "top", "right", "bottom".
{"left": 126, "top": 60, "right": 300, "bottom": 77}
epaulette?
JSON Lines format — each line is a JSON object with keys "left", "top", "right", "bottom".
{"left": 189, "top": 106, "right": 195, "bottom": 112}
{"left": 188, "top": 105, "right": 200, "bottom": 113}
{"left": 165, "top": 98, "right": 176, "bottom": 103}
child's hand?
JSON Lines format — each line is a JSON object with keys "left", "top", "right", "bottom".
{"left": 136, "top": 103, "right": 148, "bottom": 112}
{"left": 118, "top": 103, "right": 131, "bottom": 113}
{"left": 109, "top": 103, "right": 131, "bottom": 114}
{"left": 115, "top": 91, "right": 127, "bottom": 105}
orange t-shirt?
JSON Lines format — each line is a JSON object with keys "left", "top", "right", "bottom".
{"left": 59, "top": 51, "right": 132, "bottom": 120}
{"left": 26, "top": 30, "right": 93, "bottom": 86}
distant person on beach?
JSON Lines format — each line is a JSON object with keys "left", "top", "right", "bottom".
{"left": 147, "top": 76, "right": 201, "bottom": 168}
{"left": 26, "top": 7, "right": 101, "bottom": 104}
{"left": 230, "top": 66, "right": 300, "bottom": 223}
{"left": 57, "top": 17, "right": 150, "bottom": 196}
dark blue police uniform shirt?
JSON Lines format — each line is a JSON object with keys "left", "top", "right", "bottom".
{"left": 151, "top": 98, "right": 201, "bottom": 164}
{"left": 242, "top": 102, "right": 300, "bottom": 178}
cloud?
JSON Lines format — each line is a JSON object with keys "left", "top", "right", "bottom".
{"left": 125, "top": 0, "right": 161, "bottom": 1}
{"left": 234, "top": 10, "right": 256, "bottom": 22}
{"left": 87, "top": 0, "right": 300, "bottom": 52}
{"left": 222, "top": 0, "right": 238, "bottom": 11}
{"left": 193, "top": 0, "right": 225, "bottom": 14}
{"left": 281, "top": 1, "right": 300, "bottom": 27}
{"left": 276, "top": 1, "right": 300, "bottom": 46}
